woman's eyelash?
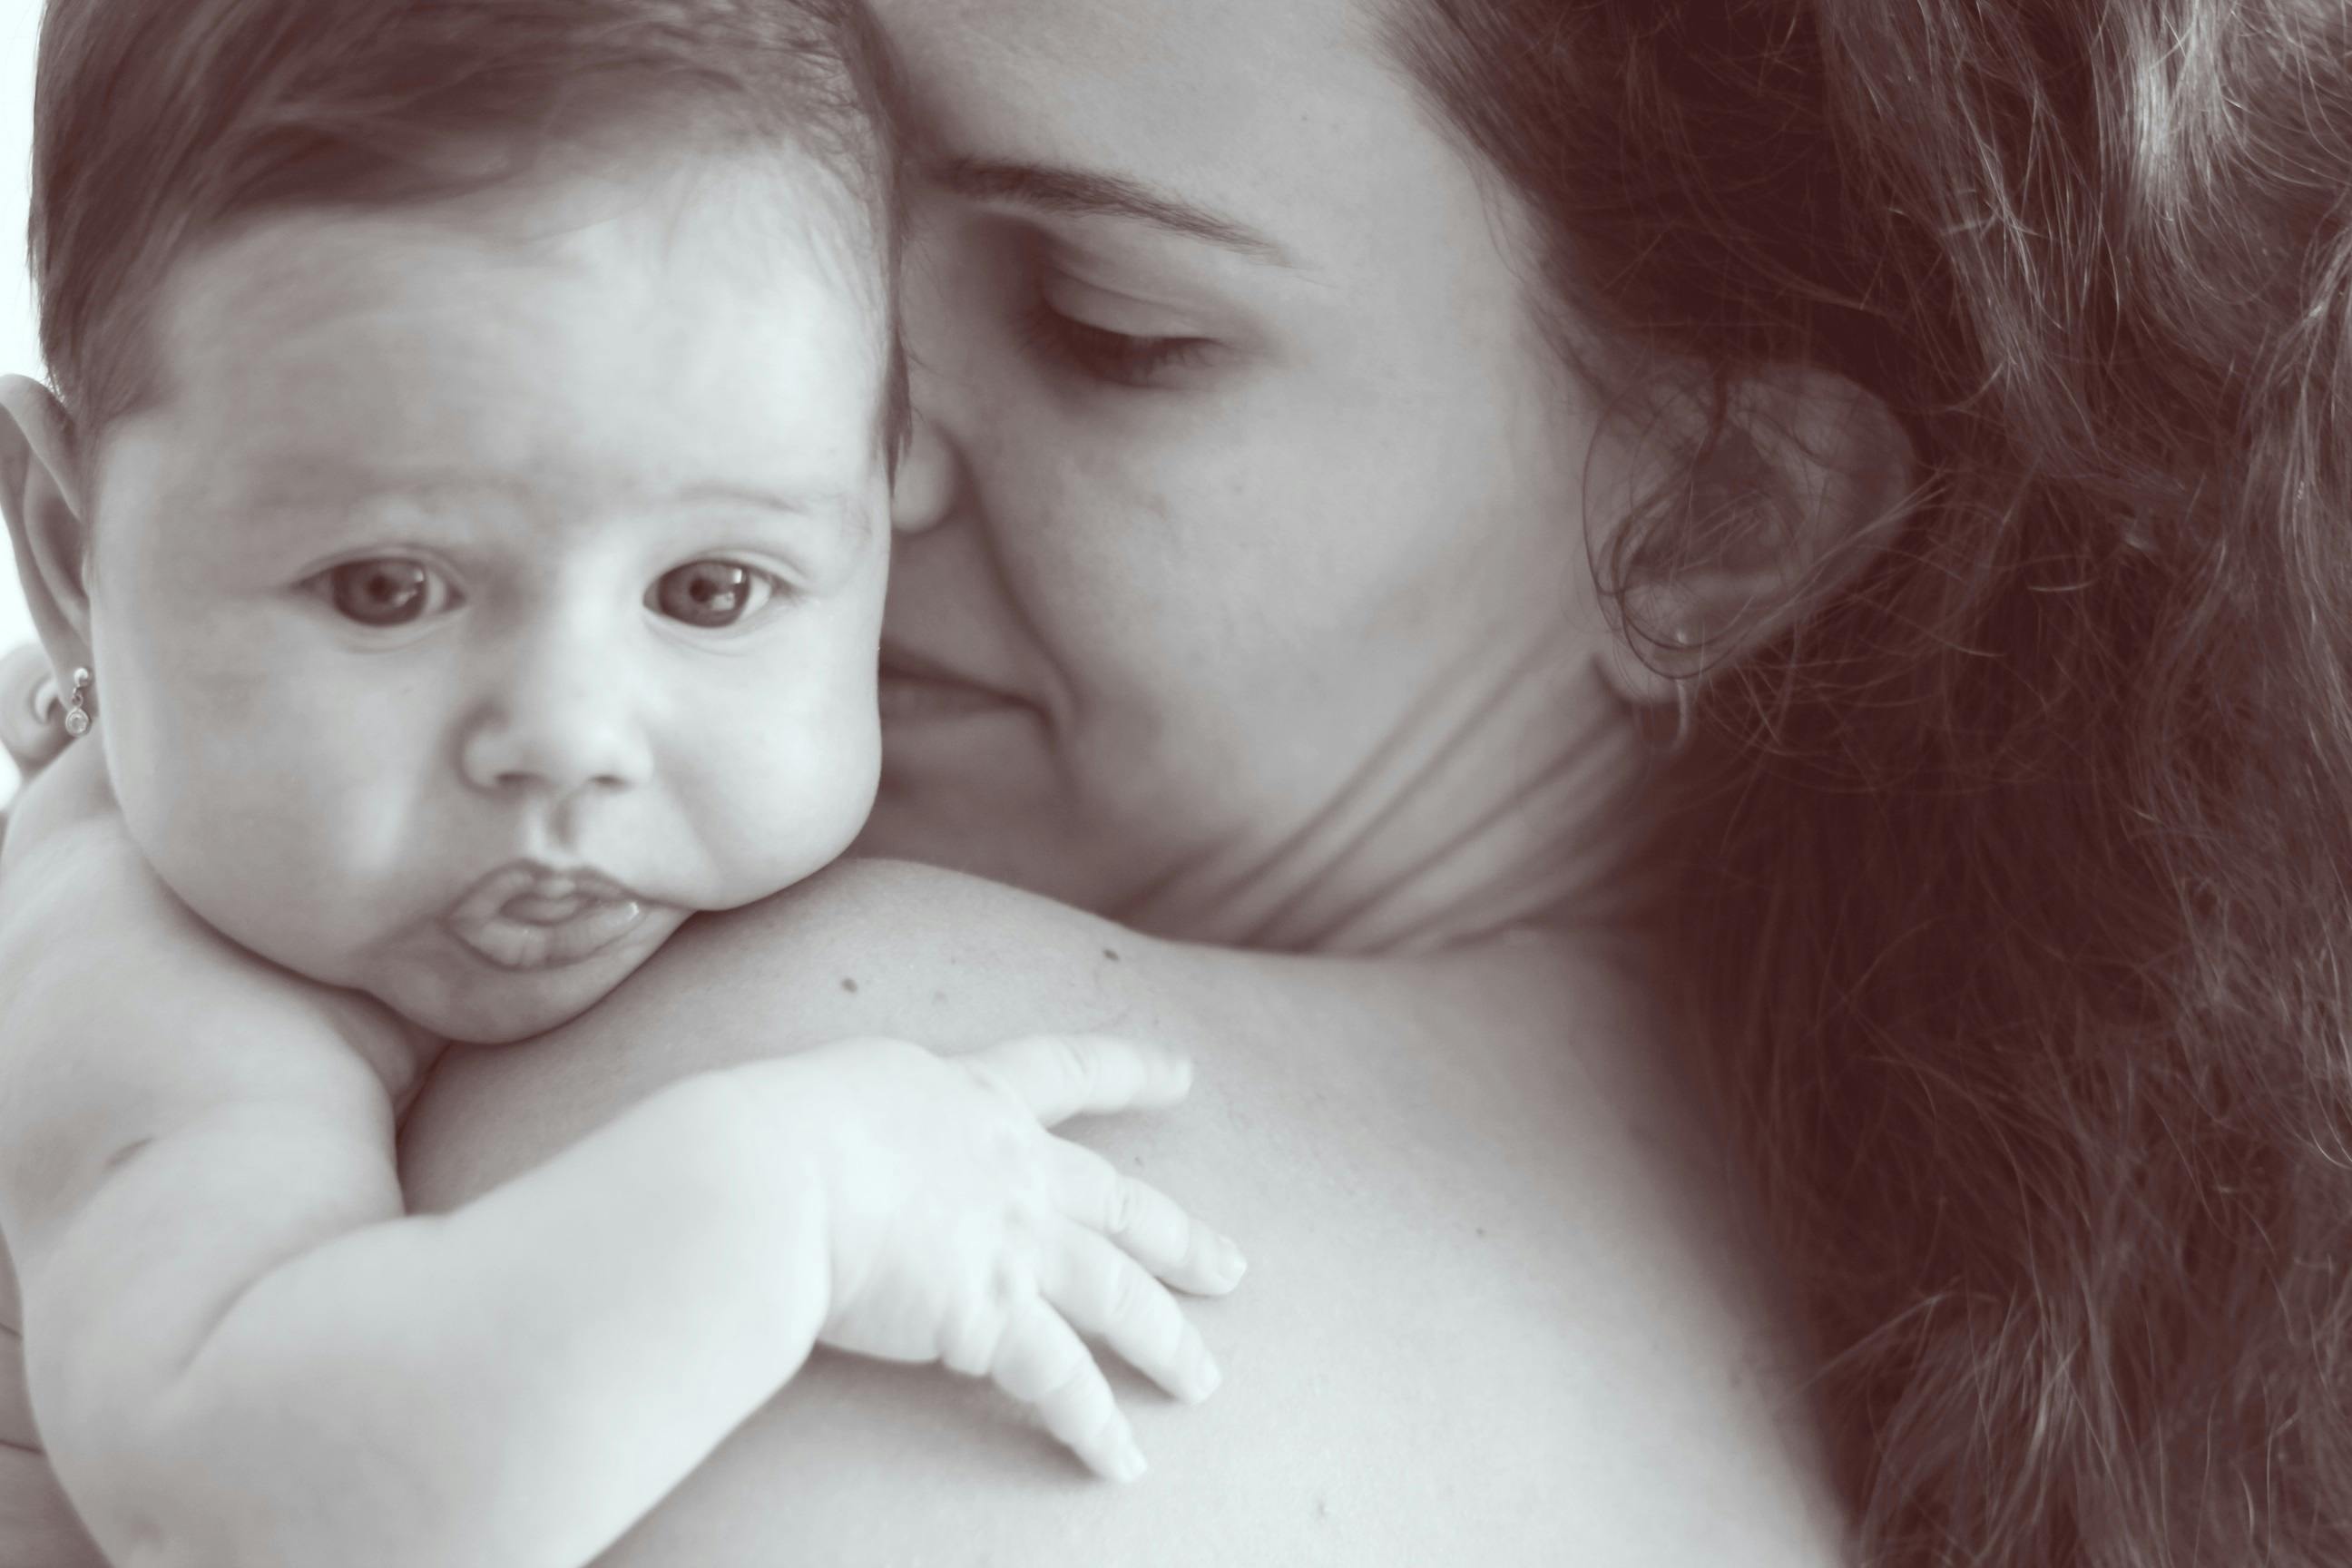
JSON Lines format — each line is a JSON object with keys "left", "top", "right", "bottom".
{"left": 1017, "top": 299, "right": 1211, "bottom": 387}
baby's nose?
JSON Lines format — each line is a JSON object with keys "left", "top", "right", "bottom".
{"left": 458, "top": 653, "right": 653, "bottom": 800}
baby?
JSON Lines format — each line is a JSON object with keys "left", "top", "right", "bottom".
{"left": 0, "top": 1, "right": 1241, "bottom": 1563}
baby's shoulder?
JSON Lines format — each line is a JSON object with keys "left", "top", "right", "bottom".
{"left": 0, "top": 862, "right": 416, "bottom": 1275}
{"left": 0, "top": 800, "right": 426, "bottom": 1143}
{"left": 0, "top": 740, "right": 110, "bottom": 891}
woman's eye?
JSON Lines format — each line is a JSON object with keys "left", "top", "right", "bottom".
{"left": 1021, "top": 299, "right": 1214, "bottom": 389}
{"left": 650, "top": 560, "right": 780, "bottom": 629}
{"left": 316, "top": 559, "right": 457, "bottom": 627}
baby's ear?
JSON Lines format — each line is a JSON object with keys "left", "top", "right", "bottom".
{"left": 0, "top": 375, "right": 96, "bottom": 669}
{"left": 1598, "top": 364, "right": 1916, "bottom": 707}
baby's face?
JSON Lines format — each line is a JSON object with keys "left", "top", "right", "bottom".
{"left": 81, "top": 149, "right": 891, "bottom": 1041}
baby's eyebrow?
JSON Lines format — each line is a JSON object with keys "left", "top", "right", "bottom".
{"left": 230, "top": 473, "right": 861, "bottom": 533}
{"left": 668, "top": 482, "right": 846, "bottom": 517}
{"left": 665, "top": 482, "right": 875, "bottom": 551}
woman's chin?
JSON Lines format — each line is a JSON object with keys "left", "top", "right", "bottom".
{"left": 854, "top": 786, "right": 1115, "bottom": 914}
{"left": 869, "top": 683, "right": 1052, "bottom": 867}
{"left": 853, "top": 790, "right": 1011, "bottom": 876}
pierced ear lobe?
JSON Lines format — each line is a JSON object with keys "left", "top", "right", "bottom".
{"left": 1597, "top": 364, "right": 1916, "bottom": 708}
{"left": 1596, "top": 601, "right": 1710, "bottom": 709}
{"left": 0, "top": 375, "right": 97, "bottom": 667}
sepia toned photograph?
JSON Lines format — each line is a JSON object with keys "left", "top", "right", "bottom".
{"left": 0, "top": 1, "right": 2347, "bottom": 1563}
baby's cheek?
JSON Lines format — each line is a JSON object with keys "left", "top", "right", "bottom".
{"left": 695, "top": 711, "right": 877, "bottom": 903}
{"left": 128, "top": 779, "right": 344, "bottom": 980}
{"left": 140, "top": 706, "right": 417, "bottom": 969}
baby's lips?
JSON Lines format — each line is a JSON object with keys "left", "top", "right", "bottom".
{"left": 446, "top": 862, "right": 544, "bottom": 927}
{"left": 440, "top": 861, "right": 653, "bottom": 972}
{"left": 446, "top": 862, "right": 640, "bottom": 926}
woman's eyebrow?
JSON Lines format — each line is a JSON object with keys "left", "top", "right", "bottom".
{"left": 931, "top": 157, "right": 1293, "bottom": 266}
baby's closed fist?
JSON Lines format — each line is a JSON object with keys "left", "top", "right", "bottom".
{"left": 744, "top": 1034, "right": 1245, "bottom": 1482}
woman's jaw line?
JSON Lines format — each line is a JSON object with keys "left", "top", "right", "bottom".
{"left": 1107, "top": 662, "right": 1665, "bottom": 955}
{"left": 865, "top": 642, "right": 1662, "bottom": 956}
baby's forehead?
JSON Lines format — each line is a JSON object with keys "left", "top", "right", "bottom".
{"left": 161, "top": 142, "right": 885, "bottom": 341}
{"left": 35, "top": 0, "right": 906, "bottom": 465}
{"left": 117, "top": 162, "right": 892, "bottom": 546}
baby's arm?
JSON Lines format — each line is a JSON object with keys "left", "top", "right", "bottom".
{"left": 0, "top": 788, "right": 1236, "bottom": 1568}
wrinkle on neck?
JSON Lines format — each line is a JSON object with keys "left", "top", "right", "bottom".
{"left": 1114, "top": 652, "right": 1670, "bottom": 956}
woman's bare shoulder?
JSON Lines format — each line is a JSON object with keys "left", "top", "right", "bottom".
{"left": 399, "top": 857, "right": 1201, "bottom": 1198}
{"left": 400, "top": 857, "right": 1852, "bottom": 1566}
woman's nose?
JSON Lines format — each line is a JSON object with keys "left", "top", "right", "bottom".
{"left": 889, "top": 407, "right": 959, "bottom": 536}
{"left": 458, "top": 638, "right": 653, "bottom": 801}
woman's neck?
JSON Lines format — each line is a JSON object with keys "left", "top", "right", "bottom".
{"left": 1116, "top": 659, "right": 1670, "bottom": 956}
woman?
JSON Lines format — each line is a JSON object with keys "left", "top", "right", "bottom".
{"left": 7, "top": 0, "right": 2349, "bottom": 1562}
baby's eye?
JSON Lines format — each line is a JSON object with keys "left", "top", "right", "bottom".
{"left": 314, "top": 559, "right": 459, "bottom": 627}
{"left": 650, "top": 560, "right": 780, "bottom": 629}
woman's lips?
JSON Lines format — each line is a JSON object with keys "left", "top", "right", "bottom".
{"left": 877, "top": 647, "right": 1028, "bottom": 724}
{"left": 444, "top": 862, "right": 650, "bottom": 972}
{"left": 877, "top": 671, "right": 1023, "bottom": 722}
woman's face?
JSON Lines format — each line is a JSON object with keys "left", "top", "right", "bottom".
{"left": 863, "top": 0, "right": 1631, "bottom": 928}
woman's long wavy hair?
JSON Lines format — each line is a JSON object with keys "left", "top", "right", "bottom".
{"left": 1398, "top": 0, "right": 2352, "bottom": 1561}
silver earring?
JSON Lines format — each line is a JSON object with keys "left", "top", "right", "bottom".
{"left": 62, "top": 667, "right": 92, "bottom": 737}
{"left": 1666, "top": 628, "right": 1698, "bottom": 753}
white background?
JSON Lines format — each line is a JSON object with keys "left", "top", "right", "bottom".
{"left": 3, "top": 2, "right": 61, "bottom": 797}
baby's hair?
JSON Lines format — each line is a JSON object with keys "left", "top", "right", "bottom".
{"left": 28, "top": 0, "right": 907, "bottom": 469}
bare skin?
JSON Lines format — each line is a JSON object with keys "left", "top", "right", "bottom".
{"left": 0, "top": 0, "right": 1907, "bottom": 1554}
{"left": 0, "top": 820, "right": 1852, "bottom": 1567}
{"left": 400, "top": 860, "right": 1849, "bottom": 1566}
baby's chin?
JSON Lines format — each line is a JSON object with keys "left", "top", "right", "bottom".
{"left": 378, "top": 904, "right": 694, "bottom": 1044}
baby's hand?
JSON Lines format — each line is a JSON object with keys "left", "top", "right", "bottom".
{"left": 750, "top": 1034, "right": 1243, "bottom": 1482}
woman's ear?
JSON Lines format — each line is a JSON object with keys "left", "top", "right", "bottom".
{"left": 0, "top": 375, "right": 96, "bottom": 673}
{"left": 1599, "top": 364, "right": 1916, "bottom": 706}
{"left": 889, "top": 407, "right": 957, "bottom": 537}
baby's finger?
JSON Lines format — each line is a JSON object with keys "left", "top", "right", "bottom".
{"left": 1042, "top": 1226, "right": 1223, "bottom": 1406}
{"left": 1044, "top": 1140, "right": 1246, "bottom": 1294}
{"left": 988, "top": 1296, "right": 1146, "bottom": 1482}
{"left": 965, "top": 1034, "right": 1193, "bottom": 1127}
